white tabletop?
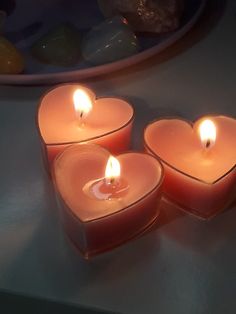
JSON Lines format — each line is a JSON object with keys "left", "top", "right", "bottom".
{"left": 1, "top": 1, "right": 236, "bottom": 313}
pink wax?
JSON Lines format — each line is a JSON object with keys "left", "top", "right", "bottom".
{"left": 53, "top": 144, "right": 164, "bottom": 258}
{"left": 37, "top": 84, "right": 134, "bottom": 170}
{"left": 144, "top": 116, "right": 236, "bottom": 219}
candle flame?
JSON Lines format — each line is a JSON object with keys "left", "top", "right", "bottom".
{"left": 105, "top": 156, "right": 120, "bottom": 185}
{"left": 73, "top": 89, "right": 93, "bottom": 121}
{"left": 199, "top": 119, "right": 216, "bottom": 149}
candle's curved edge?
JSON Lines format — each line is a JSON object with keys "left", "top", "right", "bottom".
{"left": 66, "top": 209, "right": 161, "bottom": 259}
{"left": 36, "top": 82, "right": 135, "bottom": 147}
{"left": 143, "top": 115, "right": 236, "bottom": 186}
{"left": 52, "top": 144, "right": 165, "bottom": 224}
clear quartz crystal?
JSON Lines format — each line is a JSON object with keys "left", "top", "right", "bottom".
{"left": 82, "top": 15, "right": 139, "bottom": 65}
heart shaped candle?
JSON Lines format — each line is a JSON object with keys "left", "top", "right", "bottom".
{"left": 53, "top": 144, "right": 164, "bottom": 258}
{"left": 37, "top": 84, "right": 134, "bottom": 171}
{"left": 144, "top": 116, "right": 236, "bottom": 219}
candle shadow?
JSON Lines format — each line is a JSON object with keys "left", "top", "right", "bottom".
{"left": 150, "top": 197, "right": 186, "bottom": 232}
{"left": 160, "top": 201, "right": 236, "bottom": 255}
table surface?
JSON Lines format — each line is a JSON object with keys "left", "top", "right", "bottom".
{"left": 1, "top": 1, "right": 236, "bottom": 313}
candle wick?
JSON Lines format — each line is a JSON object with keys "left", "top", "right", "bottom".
{"left": 205, "top": 139, "right": 211, "bottom": 149}
{"left": 106, "top": 177, "right": 115, "bottom": 185}
{"left": 105, "top": 176, "right": 117, "bottom": 187}
{"left": 110, "top": 177, "right": 115, "bottom": 185}
{"left": 77, "top": 111, "right": 85, "bottom": 128}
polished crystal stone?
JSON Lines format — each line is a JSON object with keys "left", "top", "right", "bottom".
{"left": 98, "top": 0, "right": 184, "bottom": 33}
{"left": 0, "top": 36, "right": 24, "bottom": 74}
{"left": 31, "top": 23, "right": 81, "bottom": 66}
{"left": 82, "top": 16, "right": 139, "bottom": 65}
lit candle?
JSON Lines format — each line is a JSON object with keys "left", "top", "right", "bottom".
{"left": 105, "top": 156, "right": 120, "bottom": 186}
{"left": 144, "top": 115, "right": 236, "bottom": 219}
{"left": 83, "top": 155, "right": 129, "bottom": 201}
{"left": 53, "top": 143, "right": 164, "bottom": 258}
{"left": 37, "top": 84, "right": 134, "bottom": 171}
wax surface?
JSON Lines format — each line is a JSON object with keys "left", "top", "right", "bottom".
{"left": 54, "top": 144, "right": 163, "bottom": 222}
{"left": 144, "top": 116, "right": 236, "bottom": 183}
{"left": 38, "top": 84, "right": 133, "bottom": 144}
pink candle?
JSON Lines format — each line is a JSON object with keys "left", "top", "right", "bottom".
{"left": 144, "top": 115, "right": 236, "bottom": 219}
{"left": 53, "top": 144, "right": 164, "bottom": 258}
{"left": 37, "top": 84, "right": 134, "bottom": 170}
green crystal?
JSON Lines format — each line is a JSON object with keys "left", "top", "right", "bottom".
{"left": 82, "top": 16, "right": 139, "bottom": 65}
{"left": 31, "top": 23, "right": 81, "bottom": 66}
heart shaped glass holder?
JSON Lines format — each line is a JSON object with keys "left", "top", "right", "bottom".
{"left": 52, "top": 144, "right": 164, "bottom": 258}
{"left": 144, "top": 116, "right": 236, "bottom": 220}
{"left": 36, "top": 83, "right": 134, "bottom": 174}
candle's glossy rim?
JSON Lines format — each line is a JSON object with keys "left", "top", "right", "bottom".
{"left": 36, "top": 83, "right": 135, "bottom": 146}
{"left": 143, "top": 115, "right": 236, "bottom": 185}
{"left": 52, "top": 143, "right": 165, "bottom": 224}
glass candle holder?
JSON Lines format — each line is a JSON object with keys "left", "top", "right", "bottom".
{"left": 53, "top": 143, "right": 164, "bottom": 258}
{"left": 36, "top": 83, "right": 134, "bottom": 172}
{"left": 144, "top": 115, "right": 236, "bottom": 219}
